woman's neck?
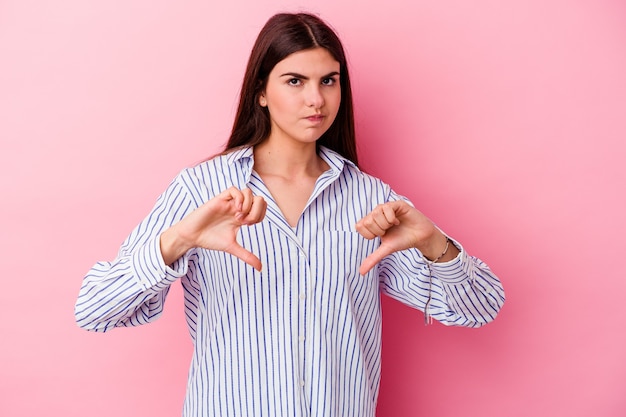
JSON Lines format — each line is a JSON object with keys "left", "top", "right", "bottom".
{"left": 253, "top": 140, "right": 327, "bottom": 179}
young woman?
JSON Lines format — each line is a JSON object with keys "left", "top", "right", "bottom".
{"left": 75, "top": 12, "right": 505, "bottom": 417}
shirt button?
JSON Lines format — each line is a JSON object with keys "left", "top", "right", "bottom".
{"left": 299, "top": 335, "right": 305, "bottom": 342}
{"left": 300, "top": 380, "right": 305, "bottom": 387}
{"left": 299, "top": 293, "right": 306, "bottom": 300}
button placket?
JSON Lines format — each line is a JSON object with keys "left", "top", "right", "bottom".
{"left": 296, "top": 247, "right": 314, "bottom": 396}
{"left": 296, "top": 248, "right": 308, "bottom": 393}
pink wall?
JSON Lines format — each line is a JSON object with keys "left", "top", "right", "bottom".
{"left": 1, "top": 1, "right": 625, "bottom": 416}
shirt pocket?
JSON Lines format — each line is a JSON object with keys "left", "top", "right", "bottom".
{"left": 311, "top": 230, "right": 380, "bottom": 315}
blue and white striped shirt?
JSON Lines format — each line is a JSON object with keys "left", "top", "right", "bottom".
{"left": 75, "top": 146, "right": 505, "bottom": 417}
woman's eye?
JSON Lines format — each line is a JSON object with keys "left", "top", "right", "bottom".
{"left": 322, "top": 77, "right": 337, "bottom": 86}
{"left": 288, "top": 78, "right": 302, "bottom": 86}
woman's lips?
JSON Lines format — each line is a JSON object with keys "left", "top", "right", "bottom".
{"left": 306, "top": 114, "right": 325, "bottom": 123}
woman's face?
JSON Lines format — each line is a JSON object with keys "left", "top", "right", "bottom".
{"left": 260, "top": 47, "right": 341, "bottom": 147}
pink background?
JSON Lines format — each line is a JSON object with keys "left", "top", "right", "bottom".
{"left": 1, "top": 1, "right": 625, "bottom": 416}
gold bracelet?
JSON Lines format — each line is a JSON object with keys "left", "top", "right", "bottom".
{"left": 426, "top": 237, "right": 450, "bottom": 264}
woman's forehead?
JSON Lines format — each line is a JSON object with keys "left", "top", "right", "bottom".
{"left": 272, "top": 48, "right": 340, "bottom": 76}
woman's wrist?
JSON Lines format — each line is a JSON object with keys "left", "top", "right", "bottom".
{"left": 420, "top": 232, "right": 459, "bottom": 263}
{"left": 160, "top": 225, "right": 193, "bottom": 266}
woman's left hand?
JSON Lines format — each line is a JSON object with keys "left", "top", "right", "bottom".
{"left": 355, "top": 201, "right": 453, "bottom": 275}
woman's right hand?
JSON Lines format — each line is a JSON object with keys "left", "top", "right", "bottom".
{"left": 160, "top": 187, "right": 267, "bottom": 271}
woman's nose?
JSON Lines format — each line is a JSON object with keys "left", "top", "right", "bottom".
{"left": 305, "top": 85, "right": 324, "bottom": 108}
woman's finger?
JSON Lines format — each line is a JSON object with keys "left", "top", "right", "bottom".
{"left": 380, "top": 203, "right": 400, "bottom": 226}
{"left": 239, "top": 188, "right": 254, "bottom": 216}
{"left": 356, "top": 205, "right": 395, "bottom": 238}
{"left": 356, "top": 217, "right": 385, "bottom": 238}
{"left": 241, "top": 196, "right": 267, "bottom": 225}
{"left": 227, "top": 243, "right": 263, "bottom": 272}
{"left": 221, "top": 187, "right": 244, "bottom": 211}
{"left": 359, "top": 243, "right": 394, "bottom": 275}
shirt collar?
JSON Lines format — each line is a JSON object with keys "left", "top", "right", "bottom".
{"left": 225, "top": 145, "right": 254, "bottom": 165}
{"left": 226, "top": 145, "right": 356, "bottom": 179}
{"left": 318, "top": 146, "right": 357, "bottom": 173}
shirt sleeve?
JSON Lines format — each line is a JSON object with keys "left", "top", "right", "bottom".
{"left": 378, "top": 190, "right": 505, "bottom": 327}
{"left": 74, "top": 173, "right": 198, "bottom": 332}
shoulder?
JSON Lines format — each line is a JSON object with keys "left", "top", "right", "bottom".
{"left": 179, "top": 148, "right": 254, "bottom": 198}
{"left": 320, "top": 146, "right": 389, "bottom": 187}
{"left": 319, "top": 152, "right": 392, "bottom": 204}
{"left": 343, "top": 162, "right": 386, "bottom": 184}
{"left": 333, "top": 154, "right": 391, "bottom": 194}
{"left": 171, "top": 151, "right": 245, "bottom": 205}
{"left": 184, "top": 153, "right": 233, "bottom": 176}
{"left": 343, "top": 164, "right": 393, "bottom": 202}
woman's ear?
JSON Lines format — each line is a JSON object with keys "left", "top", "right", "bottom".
{"left": 259, "top": 94, "right": 267, "bottom": 107}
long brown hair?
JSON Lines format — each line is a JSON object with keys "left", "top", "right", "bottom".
{"left": 224, "top": 12, "right": 358, "bottom": 166}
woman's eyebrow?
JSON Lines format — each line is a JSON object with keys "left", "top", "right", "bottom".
{"left": 279, "top": 71, "right": 340, "bottom": 80}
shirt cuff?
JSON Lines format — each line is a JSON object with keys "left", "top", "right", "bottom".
{"left": 131, "top": 234, "right": 189, "bottom": 291}
{"left": 427, "top": 238, "right": 474, "bottom": 285}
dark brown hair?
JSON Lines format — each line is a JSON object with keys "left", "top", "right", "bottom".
{"left": 224, "top": 12, "right": 358, "bottom": 166}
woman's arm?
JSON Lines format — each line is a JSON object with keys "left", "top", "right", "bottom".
{"left": 356, "top": 195, "right": 505, "bottom": 327}
{"left": 74, "top": 175, "right": 267, "bottom": 332}
{"left": 74, "top": 176, "right": 197, "bottom": 332}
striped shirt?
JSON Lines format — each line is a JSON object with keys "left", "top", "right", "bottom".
{"left": 75, "top": 146, "right": 505, "bottom": 417}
